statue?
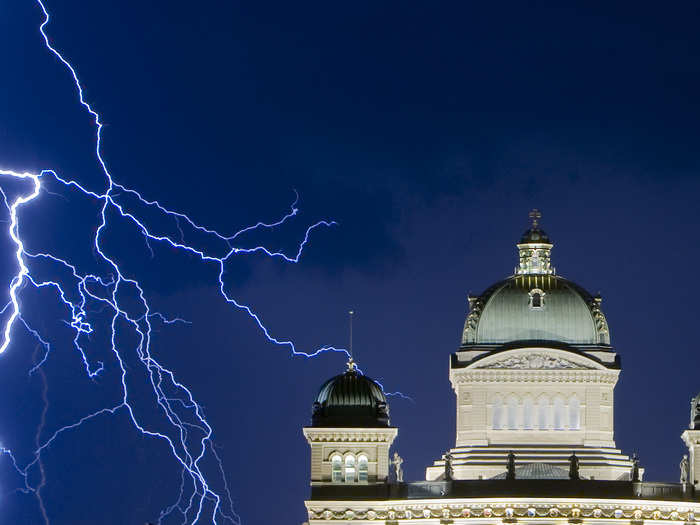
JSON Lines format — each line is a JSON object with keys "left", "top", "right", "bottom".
{"left": 691, "top": 394, "right": 700, "bottom": 430}
{"left": 391, "top": 452, "right": 404, "bottom": 483}
{"left": 506, "top": 451, "right": 516, "bottom": 480}
{"left": 681, "top": 454, "right": 690, "bottom": 484}
{"left": 568, "top": 452, "right": 580, "bottom": 480}
{"left": 631, "top": 453, "right": 640, "bottom": 482}
{"left": 443, "top": 452, "right": 453, "bottom": 481}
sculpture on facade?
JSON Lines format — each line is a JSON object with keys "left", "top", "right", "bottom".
{"left": 506, "top": 451, "right": 516, "bottom": 480}
{"left": 391, "top": 452, "right": 404, "bottom": 483}
{"left": 691, "top": 393, "right": 700, "bottom": 430}
{"left": 631, "top": 453, "right": 640, "bottom": 482}
{"left": 443, "top": 452, "right": 454, "bottom": 481}
{"left": 680, "top": 454, "right": 689, "bottom": 484}
{"left": 568, "top": 452, "right": 580, "bottom": 480}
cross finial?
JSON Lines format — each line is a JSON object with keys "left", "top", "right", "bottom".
{"left": 529, "top": 208, "right": 542, "bottom": 228}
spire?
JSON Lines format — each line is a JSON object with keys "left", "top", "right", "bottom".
{"left": 515, "top": 209, "right": 555, "bottom": 275}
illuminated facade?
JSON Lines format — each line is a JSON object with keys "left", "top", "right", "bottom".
{"left": 302, "top": 211, "right": 700, "bottom": 523}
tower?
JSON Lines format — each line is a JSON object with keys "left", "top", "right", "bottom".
{"left": 300, "top": 212, "right": 700, "bottom": 525}
{"left": 303, "top": 359, "right": 397, "bottom": 486}
{"left": 426, "top": 211, "right": 636, "bottom": 481}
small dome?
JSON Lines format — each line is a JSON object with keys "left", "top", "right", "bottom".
{"left": 311, "top": 360, "right": 390, "bottom": 428}
{"left": 519, "top": 227, "right": 551, "bottom": 244}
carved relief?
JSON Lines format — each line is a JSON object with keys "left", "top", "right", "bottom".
{"left": 589, "top": 296, "right": 610, "bottom": 344}
{"left": 476, "top": 353, "right": 594, "bottom": 370}
{"left": 462, "top": 295, "right": 484, "bottom": 344}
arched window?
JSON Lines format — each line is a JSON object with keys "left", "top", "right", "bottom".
{"left": 537, "top": 396, "right": 549, "bottom": 430}
{"left": 529, "top": 288, "right": 545, "bottom": 309}
{"left": 344, "top": 455, "right": 356, "bottom": 483}
{"left": 492, "top": 396, "right": 503, "bottom": 429}
{"left": 507, "top": 395, "right": 519, "bottom": 429}
{"left": 331, "top": 454, "right": 342, "bottom": 483}
{"left": 553, "top": 396, "right": 565, "bottom": 430}
{"left": 569, "top": 396, "right": 581, "bottom": 430}
{"left": 523, "top": 396, "right": 534, "bottom": 430}
{"left": 358, "top": 454, "right": 368, "bottom": 482}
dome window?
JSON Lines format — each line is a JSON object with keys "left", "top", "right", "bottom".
{"left": 358, "top": 454, "right": 369, "bottom": 482}
{"left": 345, "top": 455, "right": 356, "bottom": 483}
{"left": 331, "top": 454, "right": 343, "bottom": 483}
{"left": 528, "top": 288, "right": 545, "bottom": 309}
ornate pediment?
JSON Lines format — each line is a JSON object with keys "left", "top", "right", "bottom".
{"left": 475, "top": 352, "right": 595, "bottom": 370}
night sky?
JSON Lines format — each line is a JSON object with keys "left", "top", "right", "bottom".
{"left": 1, "top": 1, "right": 700, "bottom": 523}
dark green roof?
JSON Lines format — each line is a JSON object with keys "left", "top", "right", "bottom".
{"left": 311, "top": 366, "right": 390, "bottom": 427}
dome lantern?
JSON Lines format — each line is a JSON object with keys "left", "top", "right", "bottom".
{"left": 515, "top": 209, "right": 555, "bottom": 276}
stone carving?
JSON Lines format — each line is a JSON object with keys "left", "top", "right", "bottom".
{"left": 680, "top": 454, "right": 689, "bottom": 484}
{"left": 443, "top": 452, "right": 454, "bottom": 481}
{"left": 506, "top": 451, "right": 516, "bottom": 480}
{"left": 690, "top": 393, "right": 700, "bottom": 430}
{"left": 569, "top": 452, "right": 580, "bottom": 480}
{"left": 631, "top": 453, "right": 640, "bottom": 482}
{"left": 462, "top": 296, "right": 483, "bottom": 344}
{"left": 391, "top": 452, "right": 404, "bottom": 483}
{"left": 477, "top": 353, "right": 594, "bottom": 370}
{"left": 589, "top": 296, "right": 610, "bottom": 343}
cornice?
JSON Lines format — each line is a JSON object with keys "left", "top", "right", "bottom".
{"left": 450, "top": 368, "right": 619, "bottom": 385}
{"left": 303, "top": 427, "right": 398, "bottom": 443}
{"left": 306, "top": 497, "right": 700, "bottom": 521}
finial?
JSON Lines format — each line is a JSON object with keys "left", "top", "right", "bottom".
{"left": 529, "top": 208, "right": 542, "bottom": 228}
{"left": 348, "top": 310, "right": 354, "bottom": 359}
{"left": 346, "top": 357, "right": 357, "bottom": 372}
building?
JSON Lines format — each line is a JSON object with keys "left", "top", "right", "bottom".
{"left": 302, "top": 211, "right": 700, "bottom": 524}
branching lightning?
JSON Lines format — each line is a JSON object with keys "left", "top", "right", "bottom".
{"left": 0, "top": 1, "right": 407, "bottom": 523}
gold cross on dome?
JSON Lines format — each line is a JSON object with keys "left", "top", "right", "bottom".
{"left": 529, "top": 209, "right": 541, "bottom": 228}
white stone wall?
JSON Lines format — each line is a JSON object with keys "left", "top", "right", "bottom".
{"left": 450, "top": 347, "right": 619, "bottom": 448}
{"left": 303, "top": 427, "right": 397, "bottom": 484}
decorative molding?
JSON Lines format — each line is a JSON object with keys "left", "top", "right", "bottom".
{"left": 462, "top": 296, "right": 484, "bottom": 344}
{"left": 303, "top": 428, "right": 398, "bottom": 443}
{"left": 476, "top": 353, "right": 595, "bottom": 370}
{"left": 451, "top": 369, "right": 619, "bottom": 385}
{"left": 589, "top": 297, "right": 611, "bottom": 344}
{"left": 307, "top": 499, "right": 700, "bottom": 522}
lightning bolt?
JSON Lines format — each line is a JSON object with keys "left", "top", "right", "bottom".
{"left": 0, "top": 2, "right": 408, "bottom": 523}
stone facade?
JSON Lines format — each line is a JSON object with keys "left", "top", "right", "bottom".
{"left": 302, "top": 215, "right": 697, "bottom": 524}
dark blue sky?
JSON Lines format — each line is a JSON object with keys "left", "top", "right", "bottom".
{"left": 1, "top": 1, "right": 700, "bottom": 523}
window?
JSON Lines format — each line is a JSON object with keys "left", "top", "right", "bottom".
{"left": 537, "top": 396, "right": 549, "bottom": 429}
{"left": 492, "top": 396, "right": 503, "bottom": 429}
{"left": 507, "top": 395, "right": 519, "bottom": 429}
{"left": 529, "top": 288, "right": 545, "bottom": 309}
{"left": 331, "top": 455, "right": 342, "bottom": 483}
{"left": 569, "top": 396, "right": 581, "bottom": 430}
{"left": 344, "top": 455, "right": 356, "bottom": 483}
{"left": 553, "top": 396, "right": 565, "bottom": 430}
{"left": 523, "top": 396, "right": 534, "bottom": 430}
{"left": 358, "top": 454, "right": 368, "bottom": 482}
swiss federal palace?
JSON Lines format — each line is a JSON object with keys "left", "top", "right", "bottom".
{"left": 301, "top": 212, "right": 700, "bottom": 524}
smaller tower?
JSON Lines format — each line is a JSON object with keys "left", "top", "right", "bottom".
{"left": 681, "top": 393, "right": 700, "bottom": 486}
{"left": 303, "top": 359, "right": 397, "bottom": 485}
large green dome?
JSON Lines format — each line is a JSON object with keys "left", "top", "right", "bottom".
{"left": 462, "top": 275, "right": 609, "bottom": 346}
{"left": 461, "top": 213, "right": 611, "bottom": 348}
